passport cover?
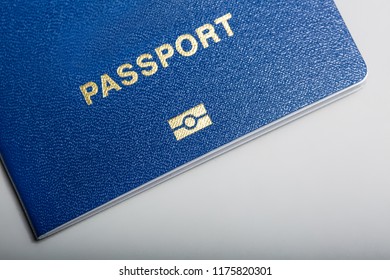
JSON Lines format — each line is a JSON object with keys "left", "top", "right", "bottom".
{"left": 0, "top": 0, "right": 367, "bottom": 239}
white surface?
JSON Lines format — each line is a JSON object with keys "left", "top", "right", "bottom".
{"left": 1, "top": 0, "right": 389, "bottom": 259}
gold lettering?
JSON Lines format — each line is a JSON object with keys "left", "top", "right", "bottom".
{"left": 117, "top": 63, "right": 139, "bottom": 86}
{"left": 136, "top": 53, "right": 159, "bottom": 76}
{"left": 196, "top": 24, "right": 221, "bottom": 49}
{"left": 101, "top": 74, "right": 122, "bottom": 98}
{"left": 215, "top": 13, "right": 234, "bottom": 37}
{"left": 80, "top": 82, "right": 98, "bottom": 106}
{"left": 79, "top": 12, "right": 236, "bottom": 106}
{"left": 175, "top": 34, "right": 199, "bottom": 57}
{"left": 155, "top": 44, "right": 175, "bottom": 68}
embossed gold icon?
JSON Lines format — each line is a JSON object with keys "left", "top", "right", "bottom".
{"left": 168, "top": 104, "right": 213, "bottom": 141}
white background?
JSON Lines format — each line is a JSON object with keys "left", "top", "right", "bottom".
{"left": 0, "top": 0, "right": 389, "bottom": 259}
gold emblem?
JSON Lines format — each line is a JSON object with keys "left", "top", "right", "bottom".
{"left": 168, "top": 104, "right": 213, "bottom": 141}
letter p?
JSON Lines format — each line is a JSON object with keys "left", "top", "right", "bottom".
{"left": 80, "top": 82, "right": 98, "bottom": 105}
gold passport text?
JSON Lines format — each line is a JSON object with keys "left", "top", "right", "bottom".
{"left": 79, "top": 13, "right": 234, "bottom": 106}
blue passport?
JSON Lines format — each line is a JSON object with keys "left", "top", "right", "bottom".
{"left": 0, "top": 0, "right": 367, "bottom": 239}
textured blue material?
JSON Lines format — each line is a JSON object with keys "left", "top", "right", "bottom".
{"left": 0, "top": 0, "right": 366, "bottom": 238}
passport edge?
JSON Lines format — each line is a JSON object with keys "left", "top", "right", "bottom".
{"left": 36, "top": 74, "right": 367, "bottom": 240}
